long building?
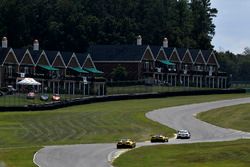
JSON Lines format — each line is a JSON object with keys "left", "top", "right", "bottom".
{"left": 0, "top": 37, "right": 105, "bottom": 96}
{"left": 0, "top": 36, "right": 228, "bottom": 97}
{"left": 89, "top": 36, "right": 227, "bottom": 88}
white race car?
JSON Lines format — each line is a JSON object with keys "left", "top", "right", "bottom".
{"left": 176, "top": 130, "right": 191, "bottom": 139}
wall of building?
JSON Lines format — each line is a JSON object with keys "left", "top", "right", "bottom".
{"left": 94, "top": 62, "right": 140, "bottom": 80}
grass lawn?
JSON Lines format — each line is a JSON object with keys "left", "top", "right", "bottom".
{"left": 0, "top": 93, "right": 85, "bottom": 106}
{"left": 0, "top": 93, "right": 250, "bottom": 167}
{"left": 0, "top": 147, "right": 39, "bottom": 167}
{"left": 113, "top": 139, "right": 250, "bottom": 167}
{"left": 197, "top": 103, "right": 250, "bottom": 132}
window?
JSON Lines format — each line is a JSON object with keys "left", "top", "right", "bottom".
{"left": 24, "top": 67, "right": 29, "bottom": 74}
{"left": 144, "top": 61, "right": 150, "bottom": 71}
{"left": 8, "top": 66, "right": 12, "bottom": 77}
{"left": 184, "top": 64, "right": 188, "bottom": 70}
{"left": 197, "top": 65, "right": 200, "bottom": 71}
{"left": 184, "top": 64, "right": 188, "bottom": 74}
{"left": 209, "top": 66, "right": 214, "bottom": 72}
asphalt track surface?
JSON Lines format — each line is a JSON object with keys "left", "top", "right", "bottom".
{"left": 34, "top": 97, "right": 250, "bottom": 167}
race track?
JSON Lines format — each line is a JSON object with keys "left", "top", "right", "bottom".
{"left": 34, "top": 97, "right": 250, "bottom": 167}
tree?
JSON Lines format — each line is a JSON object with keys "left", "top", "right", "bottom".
{"left": 242, "top": 47, "right": 250, "bottom": 56}
{"left": 111, "top": 65, "right": 128, "bottom": 81}
{"left": 217, "top": 50, "right": 250, "bottom": 81}
{"left": 175, "top": 0, "right": 194, "bottom": 47}
{"left": 190, "top": 0, "right": 218, "bottom": 49}
{"left": 0, "top": 0, "right": 218, "bottom": 51}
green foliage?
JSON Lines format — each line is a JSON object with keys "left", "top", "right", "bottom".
{"left": 0, "top": 0, "right": 217, "bottom": 51}
{"left": 111, "top": 64, "right": 128, "bottom": 81}
{"left": 190, "top": 0, "right": 218, "bottom": 49}
{"left": 217, "top": 51, "right": 250, "bottom": 81}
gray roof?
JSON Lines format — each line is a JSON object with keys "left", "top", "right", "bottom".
{"left": 75, "top": 52, "right": 88, "bottom": 66}
{"left": 44, "top": 50, "right": 59, "bottom": 64}
{"left": 0, "top": 47, "right": 10, "bottom": 65}
{"left": 29, "top": 49, "right": 43, "bottom": 64}
{"left": 89, "top": 45, "right": 148, "bottom": 61}
{"left": 176, "top": 48, "right": 188, "bottom": 60}
{"left": 202, "top": 50, "right": 213, "bottom": 61}
{"left": 150, "top": 46, "right": 161, "bottom": 59}
{"left": 163, "top": 47, "right": 175, "bottom": 58}
{"left": 60, "top": 51, "right": 74, "bottom": 65}
{"left": 189, "top": 49, "right": 200, "bottom": 61}
{"left": 13, "top": 48, "right": 28, "bottom": 63}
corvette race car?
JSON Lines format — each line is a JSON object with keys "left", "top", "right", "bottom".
{"left": 176, "top": 130, "right": 191, "bottom": 139}
{"left": 151, "top": 134, "right": 168, "bottom": 142}
{"left": 117, "top": 139, "right": 136, "bottom": 149}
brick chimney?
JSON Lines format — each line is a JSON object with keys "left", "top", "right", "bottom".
{"left": 33, "top": 39, "right": 39, "bottom": 51}
{"left": 2, "top": 37, "right": 7, "bottom": 48}
{"left": 137, "top": 35, "right": 142, "bottom": 46}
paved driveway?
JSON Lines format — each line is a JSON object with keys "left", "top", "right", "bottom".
{"left": 34, "top": 97, "right": 250, "bottom": 167}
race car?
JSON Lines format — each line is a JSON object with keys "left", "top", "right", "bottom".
{"left": 176, "top": 130, "right": 191, "bottom": 139}
{"left": 117, "top": 139, "right": 136, "bottom": 149}
{"left": 151, "top": 134, "right": 168, "bottom": 142}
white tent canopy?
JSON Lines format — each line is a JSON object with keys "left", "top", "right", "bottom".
{"left": 17, "top": 78, "right": 41, "bottom": 86}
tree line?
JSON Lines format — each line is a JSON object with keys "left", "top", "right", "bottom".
{"left": 217, "top": 47, "right": 250, "bottom": 82}
{"left": 0, "top": 0, "right": 217, "bottom": 52}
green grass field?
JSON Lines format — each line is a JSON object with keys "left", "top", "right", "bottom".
{"left": 113, "top": 139, "right": 250, "bottom": 167}
{"left": 0, "top": 93, "right": 250, "bottom": 167}
{"left": 0, "top": 147, "right": 39, "bottom": 167}
{"left": 0, "top": 93, "right": 85, "bottom": 106}
{"left": 197, "top": 103, "right": 250, "bottom": 132}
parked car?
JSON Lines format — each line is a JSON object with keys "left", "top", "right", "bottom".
{"left": 27, "top": 92, "right": 35, "bottom": 99}
{"left": 151, "top": 134, "right": 168, "bottom": 142}
{"left": 40, "top": 94, "right": 49, "bottom": 101}
{"left": 176, "top": 130, "right": 191, "bottom": 139}
{"left": 7, "top": 85, "right": 17, "bottom": 93}
{"left": 117, "top": 139, "right": 136, "bottom": 149}
{"left": 52, "top": 94, "right": 61, "bottom": 101}
{"left": 0, "top": 86, "right": 16, "bottom": 95}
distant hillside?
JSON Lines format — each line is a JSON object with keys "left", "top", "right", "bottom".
{"left": 0, "top": 0, "right": 217, "bottom": 52}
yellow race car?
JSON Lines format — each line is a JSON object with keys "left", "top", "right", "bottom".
{"left": 117, "top": 139, "right": 136, "bottom": 149}
{"left": 151, "top": 134, "right": 168, "bottom": 142}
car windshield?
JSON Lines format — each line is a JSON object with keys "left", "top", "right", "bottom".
{"left": 120, "top": 139, "right": 129, "bottom": 142}
{"left": 178, "top": 130, "right": 188, "bottom": 133}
